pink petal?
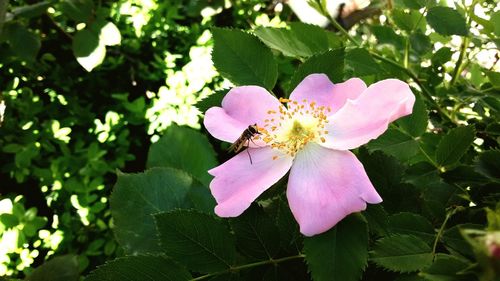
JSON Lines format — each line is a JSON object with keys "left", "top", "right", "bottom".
{"left": 204, "top": 86, "right": 281, "bottom": 143}
{"left": 286, "top": 143, "right": 381, "bottom": 236}
{"left": 322, "top": 79, "right": 415, "bottom": 150}
{"left": 209, "top": 146, "right": 293, "bottom": 217}
{"left": 289, "top": 74, "right": 367, "bottom": 115}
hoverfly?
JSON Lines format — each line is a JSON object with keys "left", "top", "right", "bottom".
{"left": 228, "top": 124, "right": 261, "bottom": 164}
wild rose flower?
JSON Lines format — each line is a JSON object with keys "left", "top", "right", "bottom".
{"left": 204, "top": 74, "right": 415, "bottom": 236}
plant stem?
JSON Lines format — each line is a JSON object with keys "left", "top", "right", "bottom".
{"left": 450, "top": 36, "right": 469, "bottom": 86}
{"left": 190, "top": 254, "right": 306, "bottom": 281}
{"left": 431, "top": 207, "right": 459, "bottom": 258}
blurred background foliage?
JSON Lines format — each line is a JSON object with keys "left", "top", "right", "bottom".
{"left": 0, "top": 0, "right": 498, "bottom": 280}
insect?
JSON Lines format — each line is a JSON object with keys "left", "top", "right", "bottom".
{"left": 228, "top": 124, "right": 261, "bottom": 164}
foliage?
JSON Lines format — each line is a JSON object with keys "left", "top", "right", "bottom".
{"left": 0, "top": 0, "right": 499, "bottom": 280}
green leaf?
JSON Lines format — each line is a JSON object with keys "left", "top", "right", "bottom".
{"left": 420, "top": 254, "right": 471, "bottom": 281}
{"left": 399, "top": 0, "right": 426, "bottom": 9}
{"left": 72, "top": 29, "right": 105, "bottom": 72}
{"left": 212, "top": 28, "right": 278, "bottom": 89}
{"left": 397, "top": 95, "right": 428, "bottom": 137}
{"left": 230, "top": 205, "right": 280, "bottom": 259}
{"left": 155, "top": 210, "right": 236, "bottom": 273}
{"left": 371, "top": 25, "right": 404, "bottom": 49}
{"left": 147, "top": 124, "right": 218, "bottom": 186}
{"left": 410, "top": 32, "right": 432, "bottom": 55}
{"left": 366, "top": 128, "right": 419, "bottom": 162}
{"left": 475, "top": 150, "right": 500, "bottom": 181}
{"left": 196, "top": 89, "right": 227, "bottom": 113}
{"left": 388, "top": 213, "right": 435, "bottom": 244}
{"left": 435, "top": 126, "right": 475, "bottom": 167}
{"left": 303, "top": 215, "right": 368, "bottom": 281}
{"left": 85, "top": 255, "right": 192, "bottom": 281}
{"left": 431, "top": 47, "right": 453, "bottom": 66}
{"left": 491, "top": 11, "right": 500, "bottom": 37}
{"left": 345, "top": 48, "right": 381, "bottom": 77}
{"left": 485, "top": 70, "right": 500, "bottom": 88}
{"left": 5, "top": 23, "right": 41, "bottom": 61}
{"left": 254, "top": 22, "right": 340, "bottom": 58}
{"left": 370, "top": 234, "right": 433, "bottom": 272}
{"left": 110, "top": 167, "right": 214, "bottom": 254}
{"left": 27, "top": 255, "right": 79, "bottom": 281}
{"left": 59, "top": 0, "right": 94, "bottom": 23}
{"left": 426, "top": 7, "right": 468, "bottom": 36}
{"left": 0, "top": 214, "right": 19, "bottom": 228}
{"left": 288, "top": 49, "right": 345, "bottom": 92}
{"left": 11, "top": 2, "right": 52, "bottom": 19}
{"left": 392, "top": 9, "right": 425, "bottom": 32}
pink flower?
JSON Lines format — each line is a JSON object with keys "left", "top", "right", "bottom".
{"left": 204, "top": 74, "right": 415, "bottom": 236}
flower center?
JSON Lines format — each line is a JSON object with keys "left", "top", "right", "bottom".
{"left": 258, "top": 97, "right": 331, "bottom": 158}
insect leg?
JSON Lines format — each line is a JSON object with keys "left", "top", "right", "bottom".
{"left": 245, "top": 139, "right": 253, "bottom": 164}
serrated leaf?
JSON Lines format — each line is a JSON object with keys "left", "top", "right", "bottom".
{"left": 27, "top": 255, "right": 79, "bottom": 281}
{"left": 475, "top": 150, "right": 500, "bottom": 181}
{"left": 431, "top": 47, "right": 453, "bottom": 66}
{"left": 388, "top": 213, "right": 435, "bottom": 244}
{"left": 72, "top": 29, "right": 105, "bottom": 72}
{"left": 345, "top": 48, "right": 381, "bottom": 77}
{"left": 371, "top": 25, "right": 404, "bottom": 49}
{"left": 230, "top": 205, "right": 280, "bottom": 259}
{"left": 435, "top": 126, "right": 475, "bottom": 167}
{"left": 254, "top": 22, "right": 340, "bottom": 58}
{"left": 397, "top": 96, "right": 428, "bottom": 137}
{"left": 303, "top": 215, "right": 368, "bottom": 281}
{"left": 366, "top": 128, "right": 419, "bottom": 162}
{"left": 5, "top": 23, "right": 40, "bottom": 61}
{"left": 288, "top": 49, "right": 345, "bottom": 92}
{"left": 110, "top": 167, "right": 213, "bottom": 254}
{"left": 420, "top": 254, "right": 471, "bottom": 281}
{"left": 147, "top": 124, "right": 218, "bottom": 186}
{"left": 363, "top": 205, "right": 390, "bottom": 237}
{"left": 212, "top": 28, "right": 277, "bottom": 89}
{"left": 84, "top": 255, "right": 191, "bottom": 281}
{"left": 196, "top": 89, "right": 227, "bottom": 113}
{"left": 155, "top": 210, "right": 236, "bottom": 273}
{"left": 426, "top": 7, "right": 468, "bottom": 36}
{"left": 370, "top": 234, "right": 433, "bottom": 272}
{"left": 442, "top": 224, "right": 481, "bottom": 258}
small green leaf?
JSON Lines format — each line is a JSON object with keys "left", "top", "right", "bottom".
{"left": 399, "top": 0, "right": 426, "bottom": 9}
{"left": 212, "top": 28, "right": 278, "bottom": 89}
{"left": 59, "top": 0, "right": 94, "bottom": 23}
{"left": 196, "top": 89, "right": 227, "bottom": 114}
{"left": 491, "top": 11, "right": 500, "bottom": 37}
{"left": 435, "top": 126, "right": 475, "bottom": 167}
{"left": 304, "top": 215, "right": 368, "bottom": 281}
{"left": 366, "top": 128, "right": 419, "bottom": 162}
{"left": 0, "top": 214, "right": 19, "bottom": 228}
{"left": 147, "top": 124, "right": 218, "bottom": 186}
{"left": 110, "top": 167, "right": 213, "bottom": 254}
{"left": 388, "top": 213, "right": 435, "bottom": 244}
{"left": 155, "top": 210, "right": 236, "bottom": 273}
{"left": 72, "top": 29, "right": 105, "bottom": 72}
{"left": 371, "top": 25, "right": 404, "bottom": 49}
{"left": 288, "top": 49, "right": 345, "bottom": 92}
{"left": 27, "top": 255, "right": 79, "bottom": 281}
{"left": 397, "top": 95, "right": 428, "bottom": 137}
{"left": 431, "top": 47, "right": 453, "bottom": 66}
{"left": 420, "top": 254, "right": 471, "bottom": 281}
{"left": 85, "top": 255, "right": 192, "bottom": 281}
{"left": 426, "top": 6, "right": 468, "bottom": 36}
{"left": 475, "top": 150, "right": 500, "bottom": 181}
{"left": 485, "top": 70, "right": 500, "bottom": 88}
{"left": 230, "top": 205, "right": 280, "bottom": 259}
{"left": 410, "top": 32, "right": 432, "bottom": 55}
{"left": 11, "top": 2, "right": 52, "bottom": 18}
{"left": 392, "top": 9, "right": 425, "bottom": 32}
{"left": 345, "top": 48, "right": 381, "bottom": 77}
{"left": 5, "top": 23, "right": 41, "bottom": 61}
{"left": 254, "top": 22, "right": 340, "bottom": 58}
{"left": 370, "top": 234, "right": 433, "bottom": 272}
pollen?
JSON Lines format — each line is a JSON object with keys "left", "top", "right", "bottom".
{"left": 261, "top": 97, "right": 331, "bottom": 158}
